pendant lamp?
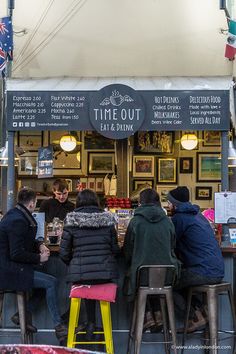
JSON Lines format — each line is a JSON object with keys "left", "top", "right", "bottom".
{"left": 180, "top": 133, "right": 198, "bottom": 150}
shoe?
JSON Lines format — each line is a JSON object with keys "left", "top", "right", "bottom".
{"left": 143, "top": 311, "right": 156, "bottom": 333}
{"left": 11, "top": 312, "right": 37, "bottom": 333}
{"left": 85, "top": 321, "right": 95, "bottom": 341}
{"left": 55, "top": 323, "right": 68, "bottom": 344}
{"left": 151, "top": 310, "right": 163, "bottom": 333}
{"left": 177, "top": 309, "right": 208, "bottom": 334}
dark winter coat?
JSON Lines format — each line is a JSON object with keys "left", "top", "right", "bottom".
{"left": 123, "top": 204, "right": 181, "bottom": 301}
{"left": 171, "top": 202, "right": 224, "bottom": 278}
{"left": 59, "top": 206, "right": 119, "bottom": 283}
{"left": 0, "top": 203, "right": 41, "bottom": 291}
{"left": 39, "top": 197, "right": 74, "bottom": 223}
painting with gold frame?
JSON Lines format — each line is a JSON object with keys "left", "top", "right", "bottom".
{"left": 157, "top": 158, "right": 177, "bottom": 184}
{"left": 88, "top": 153, "right": 115, "bottom": 174}
{"left": 133, "top": 156, "right": 155, "bottom": 177}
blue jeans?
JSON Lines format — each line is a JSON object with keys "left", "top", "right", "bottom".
{"left": 28, "top": 271, "right": 62, "bottom": 326}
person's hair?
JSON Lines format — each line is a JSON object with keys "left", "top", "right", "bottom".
{"left": 52, "top": 178, "right": 69, "bottom": 192}
{"left": 17, "top": 187, "right": 36, "bottom": 206}
{"left": 76, "top": 189, "right": 99, "bottom": 208}
{"left": 139, "top": 188, "right": 161, "bottom": 206}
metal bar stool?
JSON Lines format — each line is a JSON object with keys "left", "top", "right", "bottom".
{"left": 67, "top": 283, "right": 117, "bottom": 354}
{"left": 0, "top": 290, "right": 32, "bottom": 344}
{"left": 127, "top": 265, "right": 178, "bottom": 354}
{"left": 182, "top": 282, "right": 236, "bottom": 354}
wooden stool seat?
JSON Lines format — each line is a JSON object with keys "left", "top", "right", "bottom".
{"left": 0, "top": 290, "right": 32, "bottom": 344}
{"left": 67, "top": 283, "right": 117, "bottom": 354}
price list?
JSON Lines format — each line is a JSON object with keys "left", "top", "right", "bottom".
{"left": 7, "top": 91, "right": 93, "bottom": 131}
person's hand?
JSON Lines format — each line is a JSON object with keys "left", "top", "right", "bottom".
{"left": 39, "top": 244, "right": 50, "bottom": 256}
{"left": 40, "top": 252, "right": 49, "bottom": 263}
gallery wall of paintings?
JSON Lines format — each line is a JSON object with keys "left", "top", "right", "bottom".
{"left": 16, "top": 129, "right": 222, "bottom": 207}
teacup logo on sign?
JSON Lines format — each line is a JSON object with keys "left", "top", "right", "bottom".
{"left": 89, "top": 84, "right": 145, "bottom": 139}
{"left": 100, "top": 90, "right": 134, "bottom": 106}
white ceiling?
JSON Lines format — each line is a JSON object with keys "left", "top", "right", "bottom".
{"left": 0, "top": 0, "right": 233, "bottom": 78}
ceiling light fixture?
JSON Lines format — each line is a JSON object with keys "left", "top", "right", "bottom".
{"left": 59, "top": 135, "right": 77, "bottom": 152}
{"left": 180, "top": 133, "right": 198, "bottom": 150}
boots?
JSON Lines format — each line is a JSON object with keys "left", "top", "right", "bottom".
{"left": 11, "top": 311, "right": 37, "bottom": 333}
{"left": 143, "top": 311, "right": 156, "bottom": 333}
{"left": 177, "top": 308, "right": 208, "bottom": 334}
{"left": 55, "top": 323, "right": 68, "bottom": 345}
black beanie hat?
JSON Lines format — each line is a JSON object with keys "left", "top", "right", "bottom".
{"left": 167, "top": 186, "right": 190, "bottom": 206}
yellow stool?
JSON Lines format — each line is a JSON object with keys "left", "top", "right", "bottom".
{"left": 67, "top": 283, "right": 117, "bottom": 354}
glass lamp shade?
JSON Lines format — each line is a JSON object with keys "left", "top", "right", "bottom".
{"left": 76, "top": 151, "right": 81, "bottom": 163}
{"left": 59, "top": 135, "right": 77, "bottom": 152}
{"left": 180, "top": 134, "right": 198, "bottom": 150}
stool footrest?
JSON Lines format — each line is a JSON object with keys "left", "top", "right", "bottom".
{"left": 73, "top": 340, "right": 106, "bottom": 345}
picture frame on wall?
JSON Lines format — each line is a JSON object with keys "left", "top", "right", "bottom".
{"left": 17, "top": 131, "right": 43, "bottom": 151}
{"left": 18, "top": 152, "right": 38, "bottom": 176}
{"left": 84, "top": 131, "right": 115, "bottom": 150}
{"left": 179, "top": 157, "right": 193, "bottom": 174}
{"left": 197, "top": 152, "right": 221, "bottom": 182}
{"left": 132, "top": 156, "right": 155, "bottom": 177}
{"left": 134, "top": 131, "right": 174, "bottom": 154}
{"left": 88, "top": 153, "right": 115, "bottom": 174}
{"left": 156, "top": 185, "right": 177, "bottom": 207}
{"left": 133, "top": 180, "right": 154, "bottom": 190}
{"left": 157, "top": 158, "right": 177, "bottom": 184}
{"left": 95, "top": 177, "right": 104, "bottom": 193}
{"left": 53, "top": 151, "right": 82, "bottom": 175}
{"left": 195, "top": 186, "right": 212, "bottom": 200}
{"left": 202, "top": 131, "right": 221, "bottom": 146}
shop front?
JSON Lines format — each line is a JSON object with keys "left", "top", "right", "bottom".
{"left": 2, "top": 76, "right": 236, "bottom": 352}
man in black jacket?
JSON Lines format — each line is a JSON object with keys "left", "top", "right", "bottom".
{"left": 0, "top": 187, "right": 67, "bottom": 343}
{"left": 39, "top": 179, "right": 74, "bottom": 223}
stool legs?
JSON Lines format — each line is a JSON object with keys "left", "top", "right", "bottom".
{"left": 165, "top": 290, "right": 178, "bottom": 354}
{"left": 67, "top": 298, "right": 81, "bottom": 348}
{"left": 17, "top": 292, "right": 28, "bottom": 344}
{"left": 160, "top": 297, "right": 170, "bottom": 354}
{"left": 127, "top": 301, "right": 136, "bottom": 354}
{"left": 207, "top": 288, "right": 218, "bottom": 354}
{"left": 134, "top": 291, "right": 147, "bottom": 354}
{"left": 0, "top": 292, "right": 4, "bottom": 326}
{"left": 100, "top": 300, "right": 114, "bottom": 354}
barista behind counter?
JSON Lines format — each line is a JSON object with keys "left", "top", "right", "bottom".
{"left": 39, "top": 179, "right": 75, "bottom": 223}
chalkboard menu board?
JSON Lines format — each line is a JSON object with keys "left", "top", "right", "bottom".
{"left": 6, "top": 85, "right": 230, "bottom": 138}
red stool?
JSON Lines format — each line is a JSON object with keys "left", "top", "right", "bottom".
{"left": 67, "top": 283, "right": 117, "bottom": 354}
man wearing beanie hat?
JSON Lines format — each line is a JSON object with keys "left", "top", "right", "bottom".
{"left": 167, "top": 186, "right": 224, "bottom": 333}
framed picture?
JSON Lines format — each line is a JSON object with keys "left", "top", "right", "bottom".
{"left": 17, "top": 131, "right": 43, "bottom": 151}
{"left": 133, "top": 180, "right": 154, "bottom": 190}
{"left": 133, "top": 156, "right": 155, "bottom": 177}
{"left": 80, "top": 177, "right": 88, "bottom": 190}
{"left": 88, "top": 153, "right": 115, "bottom": 174}
{"left": 95, "top": 177, "right": 104, "bottom": 193}
{"left": 18, "top": 152, "right": 38, "bottom": 176}
{"left": 53, "top": 151, "right": 82, "bottom": 175}
{"left": 156, "top": 185, "right": 177, "bottom": 207}
{"left": 179, "top": 157, "right": 193, "bottom": 174}
{"left": 134, "top": 131, "right": 174, "bottom": 154}
{"left": 195, "top": 186, "right": 212, "bottom": 200}
{"left": 180, "top": 131, "right": 199, "bottom": 150}
{"left": 88, "top": 177, "right": 96, "bottom": 191}
{"left": 157, "top": 158, "right": 177, "bottom": 184}
{"left": 203, "top": 131, "right": 221, "bottom": 146}
{"left": 197, "top": 152, "right": 221, "bottom": 182}
{"left": 84, "top": 131, "right": 114, "bottom": 150}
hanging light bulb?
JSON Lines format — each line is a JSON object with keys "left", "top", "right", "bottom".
{"left": 59, "top": 135, "right": 77, "bottom": 152}
{"left": 180, "top": 133, "right": 198, "bottom": 150}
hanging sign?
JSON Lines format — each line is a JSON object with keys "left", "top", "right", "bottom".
{"left": 6, "top": 85, "right": 230, "bottom": 135}
{"left": 38, "top": 146, "right": 53, "bottom": 178}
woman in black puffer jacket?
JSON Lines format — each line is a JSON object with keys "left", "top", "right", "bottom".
{"left": 60, "top": 189, "right": 119, "bottom": 338}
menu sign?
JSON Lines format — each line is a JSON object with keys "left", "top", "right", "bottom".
{"left": 6, "top": 86, "right": 230, "bottom": 136}
{"left": 38, "top": 146, "right": 53, "bottom": 178}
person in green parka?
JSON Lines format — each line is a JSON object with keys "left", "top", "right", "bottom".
{"left": 123, "top": 188, "right": 181, "bottom": 332}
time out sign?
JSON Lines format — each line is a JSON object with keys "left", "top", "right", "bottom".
{"left": 89, "top": 84, "right": 145, "bottom": 139}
